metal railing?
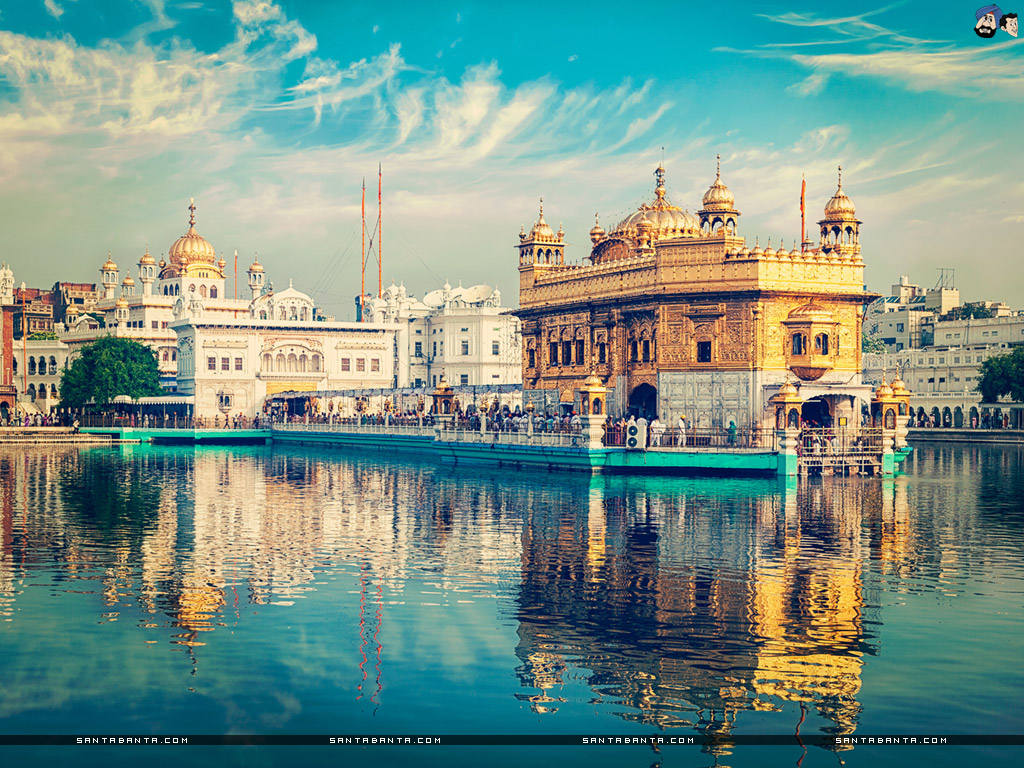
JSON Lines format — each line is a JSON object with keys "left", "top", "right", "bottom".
{"left": 79, "top": 414, "right": 266, "bottom": 430}
{"left": 603, "top": 426, "right": 777, "bottom": 451}
{"left": 272, "top": 422, "right": 435, "bottom": 437}
{"left": 436, "top": 427, "right": 586, "bottom": 448}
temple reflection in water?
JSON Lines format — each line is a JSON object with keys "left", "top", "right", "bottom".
{"left": 0, "top": 442, "right": 1014, "bottom": 753}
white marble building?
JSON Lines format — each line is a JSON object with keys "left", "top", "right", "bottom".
{"left": 364, "top": 281, "right": 521, "bottom": 388}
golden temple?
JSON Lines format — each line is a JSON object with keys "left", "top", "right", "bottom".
{"left": 517, "top": 159, "right": 878, "bottom": 429}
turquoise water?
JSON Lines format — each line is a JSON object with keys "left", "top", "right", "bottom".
{"left": 0, "top": 442, "right": 1022, "bottom": 767}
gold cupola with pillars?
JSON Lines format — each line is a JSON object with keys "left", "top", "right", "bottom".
{"left": 518, "top": 198, "right": 566, "bottom": 269}
{"left": 818, "top": 166, "right": 861, "bottom": 258}
{"left": 159, "top": 198, "right": 224, "bottom": 280}
{"left": 698, "top": 154, "right": 741, "bottom": 234}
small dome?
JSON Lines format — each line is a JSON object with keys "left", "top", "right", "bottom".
{"left": 875, "top": 381, "right": 893, "bottom": 398}
{"left": 778, "top": 381, "right": 799, "bottom": 397}
{"left": 158, "top": 258, "right": 166, "bottom": 268}
{"left": 764, "top": 239, "right": 776, "bottom": 257}
{"left": 121, "top": 275, "right": 135, "bottom": 286}
{"left": 583, "top": 371, "right": 605, "bottom": 389}
{"left": 527, "top": 200, "right": 556, "bottom": 240}
{"left": 217, "top": 257, "right": 227, "bottom": 269}
{"left": 751, "top": 238, "right": 764, "bottom": 257}
{"left": 115, "top": 296, "right": 129, "bottom": 308}
{"left": 102, "top": 254, "right": 118, "bottom": 272}
{"left": 139, "top": 247, "right": 156, "bottom": 266}
{"left": 701, "top": 155, "right": 736, "bottom": 209}
{"left": 890, "top": 375, "right": 909, "bottom": 395}
{"left": 823, "top": 166, "right": 856, "bottom": 218}
{"left": 589, "top": 213, "right": 605, "bottom": 244}
{"left": 248, "top": 257, "right": 264, "bottom": 273}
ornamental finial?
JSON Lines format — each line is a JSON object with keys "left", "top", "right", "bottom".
{"left": 716, "top": 153, "right": 721, "bottom": 179}
{"left": 654, "top": 164, "right": 666, "bottom": 199}
{"left": 538, "top": 197, "right": 544, "bottom": 219}
{"left": 837, "top": 165, "right": 843, "bottom": 189}
{"left": 188, "top": 197, "right": 196, "bottom": 228}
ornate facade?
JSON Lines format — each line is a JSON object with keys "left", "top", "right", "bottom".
{"left": 517, "top": 161, "right": 877, "bottom": 429}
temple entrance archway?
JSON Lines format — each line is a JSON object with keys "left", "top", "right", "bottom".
{"left": 628, "top": 383, "right": 658, "bottom": 420}
{"left": 801, "top": 397, "right": 831, "bottom": 428}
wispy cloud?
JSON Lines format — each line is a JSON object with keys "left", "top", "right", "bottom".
{"left": 44, "top": 0, "right": 64, "bottom": 20}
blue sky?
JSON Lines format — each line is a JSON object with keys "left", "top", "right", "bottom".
{"left": 1, "top": 0, "right": 1021, "bottom": 319}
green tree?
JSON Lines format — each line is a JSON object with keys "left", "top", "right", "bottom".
{"left": 60, "top": 336, "right": 164, "bottom": 409}
{"left": 861, "top": 331, "right": 887, "bottom": 354}
{"left": 28, "top": 330, "right": 59, "bottom": 340}
{"left": 976, "top": 347, "right": 1024, "bottom": 403}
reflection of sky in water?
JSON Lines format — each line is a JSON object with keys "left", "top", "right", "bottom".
{"left": 0, "top": 443, "right": 1022, "bottom": 767}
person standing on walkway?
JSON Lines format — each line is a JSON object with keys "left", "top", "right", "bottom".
{"left": 676, "top": 414, "right": 687, "bottom": 447}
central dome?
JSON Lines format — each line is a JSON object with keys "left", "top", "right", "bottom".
{"left": 609, "top": 165, "right": 700, "bottom": 242}
{"left": 168, "top": 199, "right": 217, "bottom": 269}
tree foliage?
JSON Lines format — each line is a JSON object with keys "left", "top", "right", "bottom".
{"left": 976, "top": 347, "right": 1024, "bottom": 403}
{"left": 861, "top": 331, "right": 887, "bottom": 355}
{"left": 29, "top": 330, "right": 59, "bottom": 340}
{"left": 60, "top": 336, "right": 164, "bottom": 409}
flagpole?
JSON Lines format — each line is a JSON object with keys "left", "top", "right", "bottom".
{"left": 800, "top": 175, "right": 806, "bottom": 252}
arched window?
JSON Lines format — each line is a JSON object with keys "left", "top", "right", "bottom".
{"left": 311, "top": 354, "right": 321, "bottom": 372}
{"left": 199, "top": 285, "right": 208, "bottom": 298}
{"left": 172, "top": 350, "right": 176, "bottom": 361}
{"left": 263, "top": 354, "right": 272, "bottom": 371}
{"left": 276, "top": 353, "right": 285, "bottom": 370}
{"left": 792, "top": 334, "right": 806, "bottom": 355}
{"left": 290, "top": 307, "right": 298, "bottom": 321}
{"left": 259, "top": 311, "right": 267, "bottom": 320}
{"left": 28, "top": 358, "right": 36, "bottom": 375}
{"left": 299, "top": 354, "right": 308, "bottom": 372}
{"left": 815, "top": 333, "right": 829, "bottom": 355}
{"left": 279, "top": 307, "right": 286, "bottom": 320}
{"left": 51, "top": 384, "right": 58, "bottom": 398}
{"left": 287, "top": 353, "right": 297, "bottom": 372}
{"left": 210, "top": 286, "right": 218, "bottom": 298}
{"left": 162, "top": 350, "right": 169, "bottom": 362}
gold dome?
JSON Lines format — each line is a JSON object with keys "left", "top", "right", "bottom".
{"left": 589, "top": 213, "right": 605, "bottom": 244}
{"left": 101, "top": 254, "right": 118, "bottom": 272}
{"left": 610, "top": 165, "right": 700, "bottom": 242}
{"left": 890, "top": 375, "right": 909, "bottom": 396}
{"left": 778, "top": 381, "right": 799, "bottom": 397}
{"left": 217, "top": 257, "right": 227, "bottom": 269}
{"left": 701, "top": 155, "right": 736, "bottom": 209}
{"left": 115, "top": 296, "right": 129, "bottom": 308}
{"left": 751, "top": 238, "right": 764, "bottom": 257}
{"left": 787, "top": 301, "right": 835, "bottom": 323}
{"left": 823, "top": 166, "right": 856, "bottom": 218}
{"left": 139, "top": 247, "right": 156, "bottom": 266}
{"left": 527, "top": 199, "right": 557, "bottom": 241}
{"left": 168, "top": 199, "right": 217, "bottom": 269}
{"left": 121, "top": 274, "right": 135, "bottom": 286}
{"left": 248, "top": 258, "right": 264, "bottom": 273}
{"left": 875, "top": 381, "right": 893, "bottom": 398}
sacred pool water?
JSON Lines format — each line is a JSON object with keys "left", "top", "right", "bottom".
{"left": 0, "top": 442, "right": 1021, "bottom": 768}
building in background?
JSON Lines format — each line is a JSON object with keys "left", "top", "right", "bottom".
{"left": 0, "top": 264, "right": 15, "bottom": 419}
{"left": 516, "top": 161, "right": 875, "bottom": 429}
{"left": 364, "top": 281, "right": 521, "bottom": 388}
{"left": 174, "top": 282, "right": 397, "bottom": 419}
